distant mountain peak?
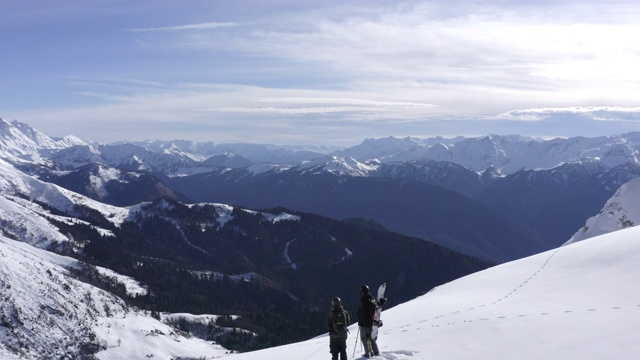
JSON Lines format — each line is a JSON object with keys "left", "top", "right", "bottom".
{"left": 299, "top": 155, "right": 378, "bottom": 176}
{"left": 0, "top": 119, "right": 87, "bottom": 165}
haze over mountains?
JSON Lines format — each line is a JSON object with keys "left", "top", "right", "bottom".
{"left": 2, "top": 116, "right": 640, "bottom": 359}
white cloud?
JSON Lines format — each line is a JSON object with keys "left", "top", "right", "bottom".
{"left": 7, "top": 1, "right": 640, "bottom": 145}
{"left": 498, "top": 107, "right": 640, "bottom": 123}
{"left": 128, "top": 22, "right": 238, "bottom": 32}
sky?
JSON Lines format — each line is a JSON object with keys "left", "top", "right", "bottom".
{"left": 2, "top": 0, "right": 640, "bottom": 146}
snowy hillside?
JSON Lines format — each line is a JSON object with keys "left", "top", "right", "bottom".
{"left": 0, "top": 158, "right": 235, "bottom": 358}
{"left": 0, "top": 158, "right": 129, "bottom": 247}
{"left": 228, "top": 226, "right": 640, "bottom": 360}
{"left": 0, "top": 235, "right": 229, "bottom": 360}
{"left": 567, "top": 177, "right": 640, "bottom": 244}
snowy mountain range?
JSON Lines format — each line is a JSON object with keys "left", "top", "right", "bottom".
{"left": 3, "top": 115, "right": 640, "bottom": 260}
{"left": 333, "top": 133, "right": 640, "bottom": 174}
{"left": 3, "top": 155, "right": 638, "bottom": 359}
{"left": 4, "top": 117, "right": 640, "bottom": 177}
{"left": 2, "top": 115, "right": 640, "bottom": 358}
{"left": 0, "top": 124, "right": 488, "bottom": 357}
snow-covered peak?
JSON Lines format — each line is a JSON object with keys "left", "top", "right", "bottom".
{"left": 49, "top": 144, "right": 103, "bottom": 168}
{"left": 300, "top": 155, "right": 379, "bottom": 176}
{"left": 566, "top": 176, "right": 640, "bottom": 244}
{"left": 0, "top": 119, "right": 87, "bottom": 164}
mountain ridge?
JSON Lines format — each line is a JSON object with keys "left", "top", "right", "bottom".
{"left": 5, "top": 118, "right": 640, "bottom": 177}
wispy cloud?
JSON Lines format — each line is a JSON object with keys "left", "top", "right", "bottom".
{"left": 257, "top": 97, "right": 438, "bottom": 109}
{"left": 499, "top": 107, "right": 640, "bottom": 123}
{"left": 128, "top": 22, "right": 238, "bottom": 32}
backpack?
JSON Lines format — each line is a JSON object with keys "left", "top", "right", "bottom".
{"left": 330, "top": 309, "right": 349, "bottom": 339}
{"left": 334, "top": 309, "right": 347, "bottom": 330}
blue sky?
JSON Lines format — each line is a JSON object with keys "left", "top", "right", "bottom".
{"left": 2, "top": 0, "right": 640, "bottom": 146}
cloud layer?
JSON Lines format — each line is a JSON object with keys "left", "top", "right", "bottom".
{"left": 4, "top": 1, "right": 640, "bottom": 145}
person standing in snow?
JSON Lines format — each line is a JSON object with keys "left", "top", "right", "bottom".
{"left": 327, "top": 296, "right": 351, "bottom": 360}
{"left": 357, "top": 285, "right": 380, "bottom": 357}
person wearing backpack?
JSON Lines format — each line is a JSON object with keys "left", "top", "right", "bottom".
{"left": 356, "top": 285, "right": 379, "bottom": 358}
{"left": 327, "top": 296, "right": 351, "bottom": 360}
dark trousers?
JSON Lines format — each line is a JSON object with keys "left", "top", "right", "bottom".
{"left": 330, "top": 338, "right": 347, "bottom": 360}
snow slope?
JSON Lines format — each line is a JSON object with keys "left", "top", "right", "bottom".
{"left": 0, "top": 235, "right": 229, "bottom": 360}
{"left": 568, "top": 177, "right": 640, "bottom": 244}
{"left": 0, "top": 157, "right": 130, "bottom": 247}
{"left": 228, "top": 226, "right": 640, "bottom": 360}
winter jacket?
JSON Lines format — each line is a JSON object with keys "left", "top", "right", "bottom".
{"left": 357, "top": 293, "right": 377, "bottom": 327}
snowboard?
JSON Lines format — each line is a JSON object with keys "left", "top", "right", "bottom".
{"left": 371, "top": 282, "right": 386, "bottom": 340}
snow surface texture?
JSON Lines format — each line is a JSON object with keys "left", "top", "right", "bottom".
{"left": 228, "top": 226, "right": 640, "bottom": 360}
{"left": 567, "top": 177, "right": 640, "bottom": 244}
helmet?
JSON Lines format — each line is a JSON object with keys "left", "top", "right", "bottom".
{"left": 332, "top": 297, "right": 342, "bottom": 306}
{"left": 360, "top": 285, "right": 369, "bottom": 294}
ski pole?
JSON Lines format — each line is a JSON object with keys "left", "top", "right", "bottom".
{"left": 352, "top": 326, "right": 360, "bottom": 358}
